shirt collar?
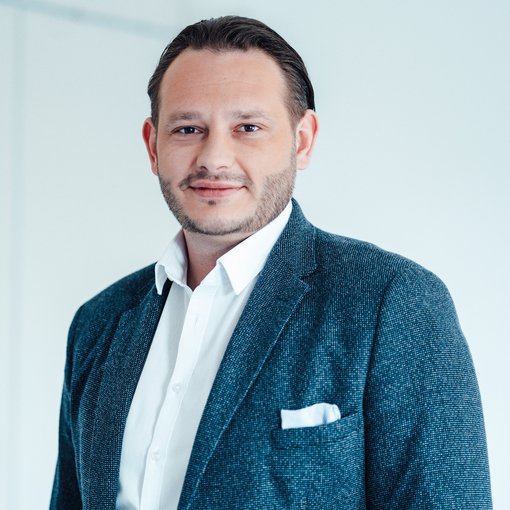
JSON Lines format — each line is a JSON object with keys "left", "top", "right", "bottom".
{"left": 155, "top": 230, "right": 188, "bottom": 294}
{"left": 154, "top": 201, "right": 292, "bottom": 295}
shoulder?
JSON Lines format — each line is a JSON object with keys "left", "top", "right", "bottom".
{"left": 313, "top": 227, "right": 445, "bottom": 292}
{"left": 283, "top": 202, "right": 447, "bottom": 301}
{"left": 84, "top": 263, "right": 155, "bottom": 309}
{"left": 313, "top": 230, "right": 461, "bottom": 353}
{"left": 73, "top": 263, "right": 156, "bottom": 329}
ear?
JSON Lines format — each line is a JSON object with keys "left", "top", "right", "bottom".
{"left": 295, "top": 109, "right": 319, "bottom": 170}
{"left": 142, "top": 117, "right": 159, "bottom": 176}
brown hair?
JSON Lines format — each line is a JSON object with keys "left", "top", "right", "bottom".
{"left": 148, "top": 16, "right": 315, "bottom": 127}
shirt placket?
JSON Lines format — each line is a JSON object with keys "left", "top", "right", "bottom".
{"left": 139, "top": 283, "right": 217, "bottom": 509}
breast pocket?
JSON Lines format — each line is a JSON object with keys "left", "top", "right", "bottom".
{"left": 269, "top": 414, "right": 364, "bottom": 510}
{"left": 271, "top": 413, "right": 360, "bottom": 449}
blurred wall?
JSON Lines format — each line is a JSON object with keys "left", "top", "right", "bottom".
{"left": 1, "top": 1, "right": 508, "bottom": 508}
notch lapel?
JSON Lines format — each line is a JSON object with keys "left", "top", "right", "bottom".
{"left": 86, "top": 280, "right": 170, "bottom": 509}
{"left": 179, "top": 202, "right": 317, "bottom": 509}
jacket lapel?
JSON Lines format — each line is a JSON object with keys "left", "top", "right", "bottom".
{"left": 86, "top": 280, "right": 170, "bottom": 509}
{"left": 179, "top": 202, "right": 317, "bottom": 509}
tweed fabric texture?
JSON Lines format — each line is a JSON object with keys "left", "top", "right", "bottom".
{"left": 50, "top": 200, "right": 492, "bottom": 509}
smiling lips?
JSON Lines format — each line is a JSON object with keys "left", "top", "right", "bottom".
{"left": 188, "top": 180, "right": 245, "bottom": 198}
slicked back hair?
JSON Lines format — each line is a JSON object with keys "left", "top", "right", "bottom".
{"left": 148, "top": 16, "right": 315, "bottom": 128}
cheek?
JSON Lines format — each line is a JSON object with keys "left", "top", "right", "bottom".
{"left": 240, "top": 140, "right": 293, "bottom": 171}
{"left": 158, "top": 145, "right": 195, "bottom": 171}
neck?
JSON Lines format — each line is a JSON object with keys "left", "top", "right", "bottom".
{"left": 183, "top": 230, "right": 251, "bottom": 290}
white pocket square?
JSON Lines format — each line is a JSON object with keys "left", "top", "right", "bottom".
{"left": 280, "top": 402, "right": 341, "bottom": 430}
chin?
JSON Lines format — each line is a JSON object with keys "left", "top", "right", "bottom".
{"left": 181, "top": 213, "right": 257, "bottom": 236}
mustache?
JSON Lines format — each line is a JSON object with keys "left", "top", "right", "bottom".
{"left": 178, "top": 169, "right": 252, "bottom": 189}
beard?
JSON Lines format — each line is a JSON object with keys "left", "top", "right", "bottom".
{"left": 158, "top": 152, "right": 296, "bottom": 236}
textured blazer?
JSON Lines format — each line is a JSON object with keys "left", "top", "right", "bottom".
{"left": 51, "top": 201, "right": 492, "bottom": 509}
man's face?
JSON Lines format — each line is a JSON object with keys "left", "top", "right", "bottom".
{"left": 143, "top": 48, "right": 316, "bottom": 237}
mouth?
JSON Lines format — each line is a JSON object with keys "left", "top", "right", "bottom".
{"left": 188, "top": 180, "right": 245, "bottom": 198}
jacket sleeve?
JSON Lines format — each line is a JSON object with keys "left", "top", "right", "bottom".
{"left": 363, "top": 266, "right": 492, "bottom": 509}
{"left": 50, "top": 309, "right": 83, "bottom": 509}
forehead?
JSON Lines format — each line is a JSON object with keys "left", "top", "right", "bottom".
{"left": 158, "top": 48, "right": 289, "bottom": 116}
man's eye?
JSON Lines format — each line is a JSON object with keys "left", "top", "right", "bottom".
{"left": 176, "top": 126, "right": 200, "bottom": 135}
{"left": 238, "top": 124, "right": 259, "bottom": 133}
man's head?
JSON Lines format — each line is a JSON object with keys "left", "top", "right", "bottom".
{"left": 143, "top": 16, "right": 318, "bottom": 240}
{"left": 148, "top": 16, "right": 315, "bottom": 130}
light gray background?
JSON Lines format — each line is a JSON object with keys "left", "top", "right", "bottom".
{"left": 1, "top": 0, "right": 508, "bottom": 508}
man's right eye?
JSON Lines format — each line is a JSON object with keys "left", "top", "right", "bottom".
{"left": 176, "top": 126, "right": 200, "bottom": 135}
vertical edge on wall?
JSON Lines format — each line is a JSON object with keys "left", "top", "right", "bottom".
{"left": 6, "top": 8, "right": 26, "bottom": 510}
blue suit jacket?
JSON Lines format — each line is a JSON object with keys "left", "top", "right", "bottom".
{"left": 51, "top": 201, "right": 491, "bottom": 509}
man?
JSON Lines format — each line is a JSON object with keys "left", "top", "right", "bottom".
{"left": 51, "top": 15, "right": 491, "bottom": 510}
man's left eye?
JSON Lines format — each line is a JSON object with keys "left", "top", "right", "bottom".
{"left": 237, "top": 124, "right": 259, "bottom": 133}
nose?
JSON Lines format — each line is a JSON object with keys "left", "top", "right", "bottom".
{"left": 195, "top": 129, "right": 235, "bottom": 173}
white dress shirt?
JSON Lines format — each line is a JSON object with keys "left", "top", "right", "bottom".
{"left": 116, "top": 202, "right": 292, "bottom": 510}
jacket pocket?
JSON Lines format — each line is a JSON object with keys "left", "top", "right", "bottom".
{"left": 269, "top": 413, "right": 364, "bottom": 509}
{"left": 271, "top": 413, "right": 360, "bottom": 449}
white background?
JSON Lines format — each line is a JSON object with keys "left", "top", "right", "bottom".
{"left": 1, "top": 0, "right": 508, "bottom": 508}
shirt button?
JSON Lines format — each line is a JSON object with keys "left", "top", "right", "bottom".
{"left": 172, "top": 383, "right": 182, "bottom": 393}
{"left": 151, "top": 450, "right": 161, "bottom": 461}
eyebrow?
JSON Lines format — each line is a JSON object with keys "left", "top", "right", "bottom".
{"left": 165, "top": 111, "right": 202, "bottom": 124}
{"left": 163, "top": 109, "right": 273, "bottom": 127}
{"left": 230, "top": 110, "right": 273, "bottom": 122}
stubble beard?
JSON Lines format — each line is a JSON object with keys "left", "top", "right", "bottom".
{"left": 158, "top": 153, "right": 296, "bottom": 236}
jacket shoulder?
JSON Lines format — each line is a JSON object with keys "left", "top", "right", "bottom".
{"left": 314, "top": 228, "right": 436, "bottom": 284}
{"left": 76, "top": 263, "right": 156, "bottom": 324}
